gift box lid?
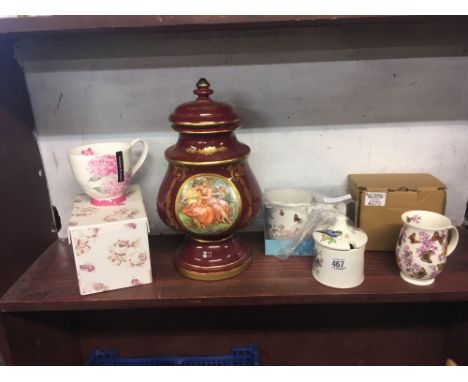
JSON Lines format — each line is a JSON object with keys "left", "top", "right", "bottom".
{"left": 68, "top": 185, "right": 149, "bottom": 243}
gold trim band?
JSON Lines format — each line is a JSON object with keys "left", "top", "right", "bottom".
{"left": 192, "top": 234, "right": 234, "bottom": 243}
{"left": 177, "top": 256, "right": 252, "bottom": 281}
{"left": 175, "top": 128, "right": 237, "bottom": 135}
{"left": 173, "top": 119, "right": 239, "bottom": 127}
{"left": 184, "top": 145, "right": 228, "bottom": 156}
{"left": 178, "top": 253, "right": 248, "bottom": 270}
{"left": 167, "top": 154, "right": 249, "bottom": 167}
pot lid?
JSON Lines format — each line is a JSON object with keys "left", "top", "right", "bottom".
{"left": 169, "top": 78, "right": 240, "bottom": 133}
{"left": 313, "top": 215, "right": 368, "bottom": 251}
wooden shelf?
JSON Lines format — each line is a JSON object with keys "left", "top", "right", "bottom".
{"left": 2, "top": 230, "right": 468, "bottom": 313}
{"left": 0, "top": 15, "right": 461, "bottom": 36}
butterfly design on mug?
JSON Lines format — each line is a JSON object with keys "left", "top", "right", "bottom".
{"left": 409, "top": 233, "right": 420, "bottom": 244}
{"left": 420, "top": 250, "right": 434, "bottom": 264}
{"left": 416, "top": 267, "right": 427, "bottom": 278}
{"left": 406, "top": 215, "right": 422, "bottom": 224}
{"left": 293, "top": 214, "right": 302, "bottom": 223}
{"left": 431, "top": 231, "right": 446, "bottom": 245}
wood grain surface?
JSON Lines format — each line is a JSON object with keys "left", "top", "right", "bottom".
{"left": 2, "top": 230, "right": 468, "bottom": 312}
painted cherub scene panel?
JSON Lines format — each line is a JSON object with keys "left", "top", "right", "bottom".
{"left": 176, "top": 175, "right": 241, "bottom": 234}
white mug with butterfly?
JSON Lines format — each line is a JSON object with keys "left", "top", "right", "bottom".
{"left": 264, "top": 188, "right": 347, "bottom": 241}
{"left": 396, "top": 210, "right": 459, "bottom": 286}
{"left": 264, "top": 188, "right": 314, "bottom": 240}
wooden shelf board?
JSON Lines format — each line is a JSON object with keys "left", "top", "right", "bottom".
{"left": 2, "top": 230, "right": 468, "bottom": 312}
{"left": 0, "top": 15, "right": 458, "bottom": 36}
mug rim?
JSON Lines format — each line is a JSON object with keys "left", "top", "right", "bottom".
{"left": 68, "top": 142, "right": 131, "bottom": 156}
{"left": 264, "top": 188, "right": 312, "bottom": 206}
{"left": 401, "top": 210, "right": 452, "bottom": 231}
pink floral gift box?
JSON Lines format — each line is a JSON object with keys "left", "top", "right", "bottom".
{"left": 67, "top": 185, "right": 153, "bottom": 295}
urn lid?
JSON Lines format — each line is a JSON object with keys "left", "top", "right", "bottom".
{"left": 313, "top": 215, "right": 368, "bottom": 251}
{"left": 169, "top": 78, "right": 240, "bottom": 133}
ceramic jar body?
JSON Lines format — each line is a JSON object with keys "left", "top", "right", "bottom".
{"left": 157, "top": 138, "right": 261, "bottom": 280}
{"left": 396, "top": 210, "right": 459, "bottom": 286}
{"left": 312, "top": 243, "right": 365, "bottom": 289}
{"left": 157, "top": 79, "right": 262, "bottom": 280}
{"left": 157, "top": 158, "right": 261, "bottom": 240}
{"left": 311, "top": 215, "right": 368, "bottom": 289}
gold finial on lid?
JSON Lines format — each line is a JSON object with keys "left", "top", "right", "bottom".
{"left": 194, "top": 78, "right": 213, "bottom": 98}
{"left": 196, "top": 78, "right": 211, "bottom": 88}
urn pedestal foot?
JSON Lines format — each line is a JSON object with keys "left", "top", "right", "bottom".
{"left": 175, "top": 234, "right": 252, "bottom": 281}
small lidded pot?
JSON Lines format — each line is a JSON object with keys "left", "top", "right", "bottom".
{"left": 312, "top": 215, "right": 368, "bottom": 289}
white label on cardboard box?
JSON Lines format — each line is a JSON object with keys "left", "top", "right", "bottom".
{"left": 365, "top": 192, "right": 387, "bottom": 206}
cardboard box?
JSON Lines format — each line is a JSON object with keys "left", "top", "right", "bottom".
{"left": 348, "top": 173, "right": 446, "bottom": 251}
{"left": 68, "top": 185, "right": 153, "bottom": 295}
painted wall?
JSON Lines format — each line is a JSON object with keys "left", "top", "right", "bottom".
{"left": 16, "top": 21, "right": 468, "bottom": 237}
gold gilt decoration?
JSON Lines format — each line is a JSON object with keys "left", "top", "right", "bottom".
{"left": 239, "top": 176, "right": 254, "bottom": 224}
{"left": 226, "top": 163, "right": 253, "bottom": 224}
{"left": 177, "top": 256, "right": 252, "bottom": 281}
{"left": 175, "top": 119, "right": 239, "bottom": 127}
{"left": 167, "top": 154, "right": 248, "bottom": 167}
{"left": 185, "top": 145, "right": 228, "bottom": 156}
{"left": 174, "top": 165, "right": 187, "bottom": 181}
{"left": 164, "top": 165, "right": 187, "bottom": 229}
{"left": 176, "top": 128, "right": 235, "bottom": 135}
{"left": 227, "top": 163, "right": 244, "bottom": 181}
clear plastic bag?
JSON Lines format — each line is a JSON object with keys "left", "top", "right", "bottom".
{"left": 264, "top": 188, "right": 352, "bottom": 260}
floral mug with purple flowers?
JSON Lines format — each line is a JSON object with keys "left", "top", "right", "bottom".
{"left": 68, "top": 140, "right": 148, "bottom": 206}
{"left": 396, "top": 210, "right": 459, "bottom": 286}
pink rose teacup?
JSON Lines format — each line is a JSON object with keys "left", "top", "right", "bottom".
{"left": 68, "top": 140, "right": 148, "bottom": 206}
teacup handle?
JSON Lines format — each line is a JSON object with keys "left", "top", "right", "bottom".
{"left": 130, "top": 139, "right": 149, "bottom": 176}
{"left": 446, "top": 226, "right": 459, "bottom": 256}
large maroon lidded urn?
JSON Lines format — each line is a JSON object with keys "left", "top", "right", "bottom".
{"left": 157, "top": 78, "right": 262, "bottom": 281}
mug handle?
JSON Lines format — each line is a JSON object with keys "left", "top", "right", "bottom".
{"left": 130, "top": 139, "right": 149, "bottom": 176}
{"left": 446, "top": 226, "right": 459, "bottom": 256}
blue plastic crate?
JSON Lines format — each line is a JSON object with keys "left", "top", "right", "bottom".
{"left": 86, "top": 345, "right": 259, "bottom": 366}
